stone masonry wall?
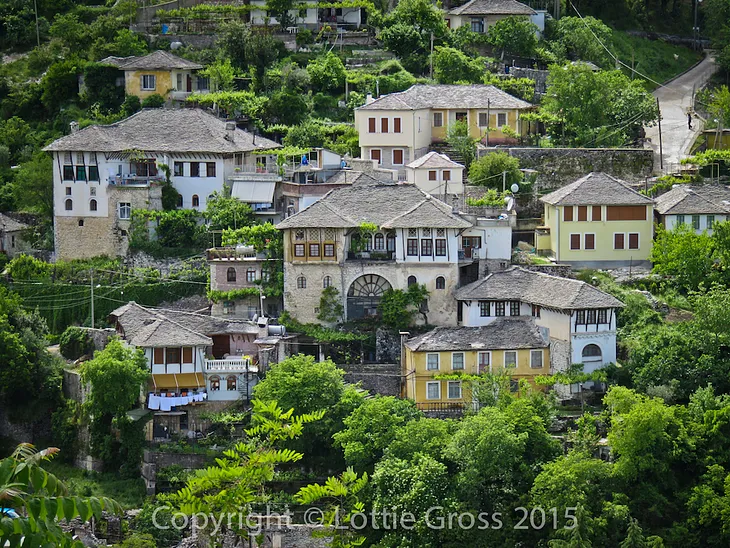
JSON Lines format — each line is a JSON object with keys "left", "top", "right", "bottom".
{"left": 341, "top": 363, "right": 401, "bottom": 396}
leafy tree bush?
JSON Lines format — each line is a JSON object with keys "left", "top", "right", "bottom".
{"left": 432, "top": 46, "right": 484, "bottom": 84}
{"left": 446, "top": 119, "right": 477, "bottom": 171}
{"left": 204, "top": 189, "right": 255, "bottom": 230}
{"left": 140, "top": 93, "right": 165, "bottom": 108}
{"left": 7, "top": 253, "right": 51, "bottom": 280}
{"left": 82, "top": 63, "right": 126, "bottom": 111}
{"left": 121, "top": 94, "right": 141, "bottom": 117}
{"left": 486, "top": 16, "right": 538, "bottom": 58}
{"left": 546, "top": 16, "right": 613, "bottom": 68}
{"left": 468, "top": 151, "right": 521, "bottom": 188}
{"left": 59, "top": 325, "right": 94, "bottom": 360}
{"left": 306, "top": 52, "right": 346, "bottom": 94}
{"left": 317, "top": 285, "right": 344, "bottom": 324}
{"left": 378, "top": 283, "right": 429, "bottom": 330}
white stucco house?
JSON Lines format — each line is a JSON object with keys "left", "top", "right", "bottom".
{"left": 654, "top": 184, "right": 730, "bottom": 234}
{"left": 405, "top": 151, "right": 465, "bottom": 196}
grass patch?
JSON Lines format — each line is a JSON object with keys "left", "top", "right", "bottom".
{"left": 612, "top": 31, "right": 703, "bottom": 89}
{"left": 44, "top": 461, "right": 147, "bottom": 509}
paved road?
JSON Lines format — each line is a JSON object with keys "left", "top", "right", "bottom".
{"left": 644, "top": 53, "right": 716, "bottom": 174}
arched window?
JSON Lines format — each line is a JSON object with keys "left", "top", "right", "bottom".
{"left": 227, "top": 375, "right": 237, "bottom": 391}
{"left": 65, "top": 199, "right": 73, "bottom": 211}
{"left": 582, "top": 344, "right": 602, "bottom": 361}
{"left": 435, "top": 276, "right": 445, "bottom": 289}
{"left": 297, "top": 276, "right": 307, "bottom": 289}
{"left": 386, "top": 232, "right": 396, "bottom": 252}
{"left": 177, "top": 194, "right": 184, "bottom": 208}
{"left": 209, "top": 375, "right": 220, "bottom": 391}
{"left": 89, "top": 199, "right": 97, "bottom": 211}
{"left": 323, "top": 275, "right": 332, "bottom": 288}
{"left": 407, "top": 275, "right": 417, "bottom": 287}
{"left": 374, "top": 232, "right": 385, "bottom": 250}
{"left": 192, "top": 194, "right": 200, "bottom": 207}
{"left": 227, "top": 267, "right": 236, "bottom": 282}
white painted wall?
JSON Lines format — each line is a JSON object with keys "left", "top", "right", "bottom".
{"left": 663, "top": 213, "right": 728, "bottom": 234}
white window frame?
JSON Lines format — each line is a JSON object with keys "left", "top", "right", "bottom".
{"left": 433, "top": 112, "right": 443, "bottom": 128}
{"left": 504, "top": 351, "right": 517, "bottom": 368}
{"left": 496, "top": 112, "right": 507, "bottom": 128}
{"left": 447, "top": 381, "right": 462, "bottom": 399}
{"left": 530, "top": 349, "right": 543, "bottom": 369}
{"left": 584, "top": 232, "right": 596, "bottom": 251}
{"left": 426, "top": 353, "right": 440, "bottom": 371}
{"left": 478, "top": 351, "right": 491, "bottom": 372}
{"left": 141, "top": 74, "right": 156, "bottom": 91}
{"left": 451, "top": 352, "right": 465, "bottom": 370}
{"left": 118, "top": 202, "right": 131, "bottom": 220}
{"left": 478, "top": 112, "right": 489, "bottom": 127}
{"left": 426, "top": 381, "right": 441, "bottom": 400}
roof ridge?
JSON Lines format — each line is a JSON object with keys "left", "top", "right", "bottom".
{"left": 138, "top": 303, "right": 211, "bottom": 339}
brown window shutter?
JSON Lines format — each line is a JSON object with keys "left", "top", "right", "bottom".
{"left": 443, "top": 170, "right": 450, "bottom": 181}
{"left": 429, "top": 170, "right": 437, "bottom": 181}
{"left": 628, "top": 233, "right": 639, "bottom": 249}
{"left": 183, "top": 347, "right": 193, "bottom": 363}
{"left": 393, "top": 149, "right": 403, "bottom": 164}
{"left": 607, "top": 205, "right": 647, "bottom": 221}
{"left": 381, "top": 118, "right": 389, "bottom": 133}
{"left": 578, "top": 206, "right": 587, "bottom": 221}
{"left": 394, "top": 118, "right": 401, "bottom": 133}
{"left": 614, "top": 233, "right": 625, "bottom": 249}
{"left": 153, "top": 348, "right": 164, "bottom": 364}
{"left": 592, "top": 205, "right": 602, "bottom": 221}
{"left": 570, "top": 234, "right": 580, "bottom": 250}
{"left": 585, "top": 234, "right": 595, "bottom": 250}
{"left": 371, "top": 149, "right": 381, "bottom": 162}
{"left": 563, "top": 207, "right": 573, "bottom": 222}
{"left": 368, "top": 118, "right": 376, "bottom": 133}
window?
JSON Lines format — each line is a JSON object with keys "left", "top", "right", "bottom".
{"left": 88, "top": 166, "right": 99, "bottom": 181}
{"left": 78, "top": 219, "right": 84, "bottom": 227}
{"left": 381, "top": 118, "right": 389, "bottom": 133}
{"left": 478, "top": 352, "right": 490, "bottom": 373}
{"left": 206, "top": 162, "right": 216, "bottom": 178}
{"left": 76, "top": 166, "right": 86, "bottom": 181}
{"left": 63, "top": 165, "right": 74, "bottom": 180}
{"left": 592, "top": 205, "right": 602, "bottom": 221}
{"left": 563, "top": 207, "right": 574, "bottom": 222}
{"left": 582, "top": 344, "right": 602, "bottom": 360}
{"left": 530, "top": 349, "right": 543, "bottom": 368}
{"left": 614, "top": 233, "right": 625, "bottom": 250}
{"left": 392, "top": 149, "right": 404, "bottom": 165}
{"left": 606, "top": 205, "right": 647, "bottom": 221}
{"left": 153, "top": 348, "right": 164, "bottom": 365}
{"left": 66, "top": 187, "right": 72, "bottom": 196}
{"left": 598, "top": 309, "right": 608, "bottom": 323}
{"left": 182, "top": 347, "right": 193, "bottom": 363}
{"left": 426, "top": 381, "right": 441, "bottom": 399}
{"left": 575, "top": 310, "right": 586, "bottom": 324}
{"left": 89, "top": 186, "right": 96, "bottom": 196}
{"left": 374, "top": 233, "right": 384, "bottom": 250}
{"left": 192, "top": 195, "right": 199, "bottom": 207}
{"left": 407, "top": 275, "right": 417, "bottom": 287}
{"left": 577, "top": 206, "right": 587, "bottom": 221}
{"left": 584, "top": 233, "right": 595, "bottom": 250}
{"left": 447, "top": 381, "right": 462, "bottom": 399}
{"left": 470, "top": 17, "right": 484, "bottom": 32}
{"left": 177, "top": 195, "right": 183, "bottom": 208}
{"left": 227, "top": 267, "right": 236, "bottom": 282}
{"left": 227, "top": 376, "right": 237, "bottom": 391}
{"left": 370, "top": 149, "right": 381, "bottom": 163}
{"left": 407, "top": 239, "right": 418, "bottom": 256}
{"left": 174, "top": 162, "right": 184, "bottom": 176}
{"left": 166, "top": 347, "right": 181, "bottom": 364}
{"left": 141, "top": 74, "right": 156, "bottom": 90}
{"left": 323, "top": 276, "right": 332, "bottom": 288}
{"left": 190, "top": 162, "right": 200, "bottom": 177}
{"left": 426, "top": 353, "right": 439, "bottom": 370}
{"left": 531, "top": 304, "right": 541, "bottom": 318}
{"left": 387, "top": 233, "right": 396, "bottom": 251}
{"left": 294, "top": 244, "right": 305, "bottom": 257}
{"left": 570, "top": 234, "right": 581, "bottom": 250}
{"left": 435, "top": 239, "right": 446, "bottom": 256}
{"left": 209, "top": 376, "right": 220, "bottom": 391}
{"left": 479, "top": 301, "right": 490, "bottom": 317}
{"left": 421, "top": 239, "right": 432, "bottom": 256}
{"left": 676, "top": 215, "right": 685, "bottom": 225}
{"left": 297, "top": 276, "right": 306, "bottom": 289}
{"left": 422, "top": 228, "right": 431, "bottom": 237}
{"left": 478, "top": 112, "right": 488, "bottom": 127}
{"left": 324, "top": 243, "right": 335, "bottom": 257}
{"left": 89, "top": 199, "right": 97, "bottom": 212}
{"left": 176, "top": 73, "right": 183, "bottom": 90}
{"left": 309, "top": 243, "right": 320, "bottom": 257}
{"left": 428, "top": 170, "right": 437, "bottom": 181}
{"left": 394, "top": 117, "right": 402, "bottom": 133}
{"left": 452, "top": 353, "right": 464, "bottom": 370}
{"left": 587, "top": 309, "right": 597, "bottom": 323}
{"left": 368, "top": 117, "right": 376, "bottom": 133}
{"left": 497, "top": 113, "right": 507, "bottom": 127}
{"left": 504, "top": 351, "right": 517, "bottom": 368}
{"left": 628, "top": 233, "right": 639, "bottom": 249}
{"left": 65, "top": 199, "right": 73, "bottom": 211}
{"left": 495, "top": 302, "right": 505, "bottom": 316}
{"left": 435, "top": 276, "right": 445, "bottom": 289}
{"left": 443, "top": 170, "right": 451, "bottom": 181}
{"left": 433, "top": 112, "right": 443, "bottom": 127}
{"left": 708, "top": 215, "right": 715, "bottom": 228}
{"left": 246, "top": 268, "right": 256, "bottom": 283}
{"left": 509, "top": 301, "right": 520, "bottom": 316}
{"left": 408, "top": 228, "right": 418, "bottom": 237}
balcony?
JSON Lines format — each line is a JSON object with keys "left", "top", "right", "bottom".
{"left": 108, "top": 174, "right": 164, "bottom": 187}
{"left": 205, "top": 357, "right": 258, "bottom": 373}
{"left": 206, "top": 247, "right": 267, "bottom": 261}
{"left": 415, "top": 402, "right": 480, "bottom": 415}
{"left": 346, "top": 250, "right": 395, "bottom": 261}
{"left": 458, "top": 248, "right": 481, "bottom": 262}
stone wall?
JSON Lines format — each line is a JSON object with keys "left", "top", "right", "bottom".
{"left": 507, "top": 67, "right": 548, "bottom": 99}
{"left": 142, "top": 449, "right": 213, "bottom": 495}
{"left": 341, "top": 363, "right": 401, "bottom": 396}
{"left": 520, "top": 264, "right": 574, "bottom": 279}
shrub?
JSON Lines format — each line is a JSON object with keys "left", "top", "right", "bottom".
{"left": 59, "top": 326, "right": 94, "bottom": 360}
{"left": 7, "top": 254, "right": 51, "bottom": 280}
{"left": 140, "top": 93, "right": 165, "bottom": 108}
{"left": 468, "top": 152, "right": 521, "bottom": 188}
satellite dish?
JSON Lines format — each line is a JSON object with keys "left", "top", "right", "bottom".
{"left": 510, "top": 183, "right": 520, "bottom": 193}
{"left": 170, "top": 41, "right": 183, "bottom": 50}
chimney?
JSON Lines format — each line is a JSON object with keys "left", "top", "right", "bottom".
{"left": 70, "top": 121, "right": 79, "bottom": 134}
{"left": 224, "top": 121, "right": 236, "bottom": 142}
{"left": 365, "top": 93, "right": 374, "bottom": 105}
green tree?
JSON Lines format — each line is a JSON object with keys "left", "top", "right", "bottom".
{"left": 12, "top": 152, "right": 53, "bottom": 220}
{"left": 307, "top": 52, "right": 346, "bottom": 94}
{"left": 468, "top": 151, "right": 521, "bottom": 188}
{"left": 317, "top": 285, "right": 344, "bottom": 324}
{"left": 487, "top": 16, "right": 538, "bottom": 58}
{"left": 446, "top": 119, "right": 477, "bottom": 171}
{"left": 140, "top": 93, "right": 165, "bottom": 108}
{"left": 265, "top": 0, "right": 295, "bottom": 28}
{"left": 219, "top": 21, "right": 281, "bottom": 83}
{"left": 650, "top": 223, "right": 715, "bottom": 291}
{"left": 620, "top": 518, "right": 665, "bottom": 547}
{"left": 707, "top": 85, "right": 730, "bottom": 128}
{"left": 82, "top": 63, "right": 126, "bottom": 111}
{"left": 199, "top": 58, "right": 236, "bottom": 92}
{"left": 383, "top": 417, "right": 453, "bottom": 462}
{"left": 378, "top": 283, "right": 429, "bottom": 330}
{"left": 204, "top": 189, "right": 255, "bottom": 230}
{"left": 432, "top": 46, "right": 484, "bottom": 84}
{"left": 49, "top": 13, "right": 89, "bottom": 53}
{"left": 548, "top": 16, "right": 613, "bottom": 68}
{"left": 41, "top": 58, "right": 83, "bottom": 113}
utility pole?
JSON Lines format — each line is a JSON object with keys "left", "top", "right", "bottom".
{"left": 33, "top": 0, "right": 40, "bottom": 47}
{"left": 502, "top": 170, "right": 507, "bottom": 192}
{"left": 90, "top": 270, "right": 95, "bottom": 329}
{"left": 429, "top": 32, "right": 434, "bottom": 80}
{"left": 486, "top": 98, "right": 490, "bottom": 147}
{"left": 657, "top": 97, "right": 664, "bottom": 172}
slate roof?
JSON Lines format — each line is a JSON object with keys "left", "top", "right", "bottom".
{"left": 0, "top": 213, "right": 28, "bottom": 233}
{"left": 455, "top": 267, "right": 624, "bottom": 309}
{"left": 448, "top": 0, "right": 536, "bottom": 16}
{"left": 323, "top": 171, "right": 392, "bottom": 185}
{"left": 405, "top": 317, "right": 548, "bottom": 352}
{"left": 111, "top": 51, "right": 203, "bottom": 71}
{"left": 654, "top": 185, "right": 730, "bottom": 215}
{"left": 276, "top": 180, "right": 472, "bottom": 229}
{"left": 99, "top": 55, "right": 137, "bottom": 68}
{"left": 406, "top": 151, "right": 464, "bottom": 170}
{"left": 540, "top": 172, "right": 654, "bottom": 207}
{"left": 43, "top": 109, "right": 280, "bottom": 154}
{"left": 357, "top": 85, "right": 533, "bottom": 111}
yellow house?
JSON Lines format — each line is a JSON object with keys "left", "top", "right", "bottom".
{"left": 446, "top": 0, "right": 536, "bottom": 34}
{"left": 354, "top": 84, "right": 533, "bottom": 176}
{"left": 402, "top": 317, "right": 550, "bottom": 411}
{"left": 102, "top": 51, "right": 205, "bottom": 102}
{"left": 537, "top": 172, "right": 655, "bottom": 268}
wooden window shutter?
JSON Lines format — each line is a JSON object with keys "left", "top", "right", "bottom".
{"left": 614, "top": 233, "right": 625, "bottom": 249}
{"left": 578, "top": 206, "right": 587, "bottom": 221}
{"left": 628, "top": 233, "right": 639, "bottom": 249}
{"left": 429, "top": 170, "right": 437, "bottom": 181}
{"left": 394, "top": 118, "right": 401, "bottom": 133}
{"left": 563, "top": 207, "right": 573, "bottom": 222}
{"left": 381, "top": 118, "right": 389, "bottom": 133}
{"left": 592, "top": 205, "right": 602, "bottom": 221}
{"left": 153, "top": 348, "right": 164, "bottom": 364}
{"left": 607, "top": 205, "right": 647, "bottom": 221}
{"left": 570, "top": 234, "right": 580, "bottom": 250}
{"left": 585, "top": 234, "right": 595, "bottom": 250}
{"left": 368, "top": 118, "right": 375, "bottom": 133}
{"left": 183, "top": 347, "right": 193, "bottom": 363}
{"left": 393, "top": 149, "right": 403, "bottom": 164}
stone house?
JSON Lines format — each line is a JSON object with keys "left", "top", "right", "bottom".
{"left": 405, "top": 151, "right": 465, "bottom": 196}
{"left": 43, "top": 108, "right": 279, "bottom": 260}
{"left": 0, "top": 213, "right": 29, "bottom": 258}
{"left": 654, "top": 184, "right": 730, "bottom": 234}
{"left": 536, "top": 172, "right": 655, "bottom": 268}
{"left": 455, "top": 266, "right": 624, "bottom": 395}
{"left": 445, "top": 0, "right": 544, "bottom": 34}
{"left": 354, "top": 84, "right": 533, "bottom": 176}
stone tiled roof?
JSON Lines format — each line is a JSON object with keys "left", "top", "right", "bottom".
{"left": 406, "top": 151, "right": 464, "bottom": 169}
{"left": 128, "top": 317, "right": 213, "bottom": 348}
{"left": 0, "top": 213, "right": 28, "bottom": 233}
{"left": 405, "top": 317, "right": 548, "bottom": 352}
{"left": 323, "top": 171, "right": 392, "bottom": 185}
{"left": 540, "top": 172, "right": 654, "bottom": 206}
{"left": 654, "top": 184, "right": 730, "bottom": 215}
{"left": 113, "top": 51, "right": 203, "bottom": 71}
{"left": 99, "top": 55, "right": 137, "bottom": 68}
{"left": 448, "top": 0, "right": 536, "bottom": 16}
{"left": 276, "top": 180, "right": 472, "bottom": 229}
{"left": 455, "top": 267, "right": 624, "bottom": 309}
{"left": 357, "top": 84, "right": 533, "bottom": 111}
{"left": 43, "top": 109, "right": 280, "bottom": 153}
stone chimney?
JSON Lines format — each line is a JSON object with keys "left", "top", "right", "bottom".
{"left": 365, "top": 93, "right": 374, "bottom": 105}
{"left": 224, "top": 121, "right": 236, "bottom": 142}
{"left": 70, "top": 121, "right": 79, "bottom": 134}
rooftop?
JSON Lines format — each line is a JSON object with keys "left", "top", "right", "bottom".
{"left": 455, "top": 266, "right": 624, "bottom": 309}
{"left": 323, "top": 170, "right": 393, "bottom": 186}
{"left": 276, "top": 179, "right": 472, "bottom": 230}
{"left": 448, "top": 0, "right": 536, "bottom": 16}
{"left": 540, "top": 172, "right": 654, "bottom": 207}
{"left": 654, "top": 184, "right": 730, "bottom": 215}
{"left": 406, "top": 151, "right": 464, "bottom": 170}
{"left": 0, "top": 213, "right": 29, "bottom": 233}
{"left": 406, "top": 317, "right": 548, "bottom": 352}
{"left": 357, "top": 84, "right": 533, "bottom": 111}
{"left": 43, "top": 108, "right": 280, "bottom": 154}
{"left": 102, "top": 50, "right": 203, "bottom": 71}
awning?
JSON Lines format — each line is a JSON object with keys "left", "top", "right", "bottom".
{"left": 232, "top": 180, "right": 276, "bottom": 203}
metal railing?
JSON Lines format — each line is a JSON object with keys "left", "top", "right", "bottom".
{"left": 416, "top": 402, "right": 481, "bottom": 414}
{"left": 205, "top": 358, "right": 258, "bottom": 372}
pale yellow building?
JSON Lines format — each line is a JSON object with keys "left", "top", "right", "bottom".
{"left": 446, "top": 0, "right": 536, "bottom": 33}
{"left": 405, "top": 151, "right": 464, "bottom": 195}
{"left": 354, "top": 84, "right": 533, "bottom": 176}
{"left": 537, "top": 172, "right": 655, "bottom": 268}
{"left": 402, "top": 317, "right": 550, "bottom": 411}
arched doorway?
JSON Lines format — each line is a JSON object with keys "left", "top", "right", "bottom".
{"left": 347, "top": 274, "right": 392, "bottom": 319}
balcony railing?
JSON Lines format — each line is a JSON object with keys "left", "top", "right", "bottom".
{"left": 416, "top": 402, "right": 480, "bottom": 414}
{"left": 347, "top": 250, "right": 395, "bottom": 261}
{"left": 206, "top": 247, "right": 266, "bottom": 261}
{"left": 458, "top": 248, "right": 481, "bottom": 261}
{"left": 108, "top": 174, "right": 164, "bottom": 187}
{"left": 205, "top": 358, "right": 258, "bottom": 373}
